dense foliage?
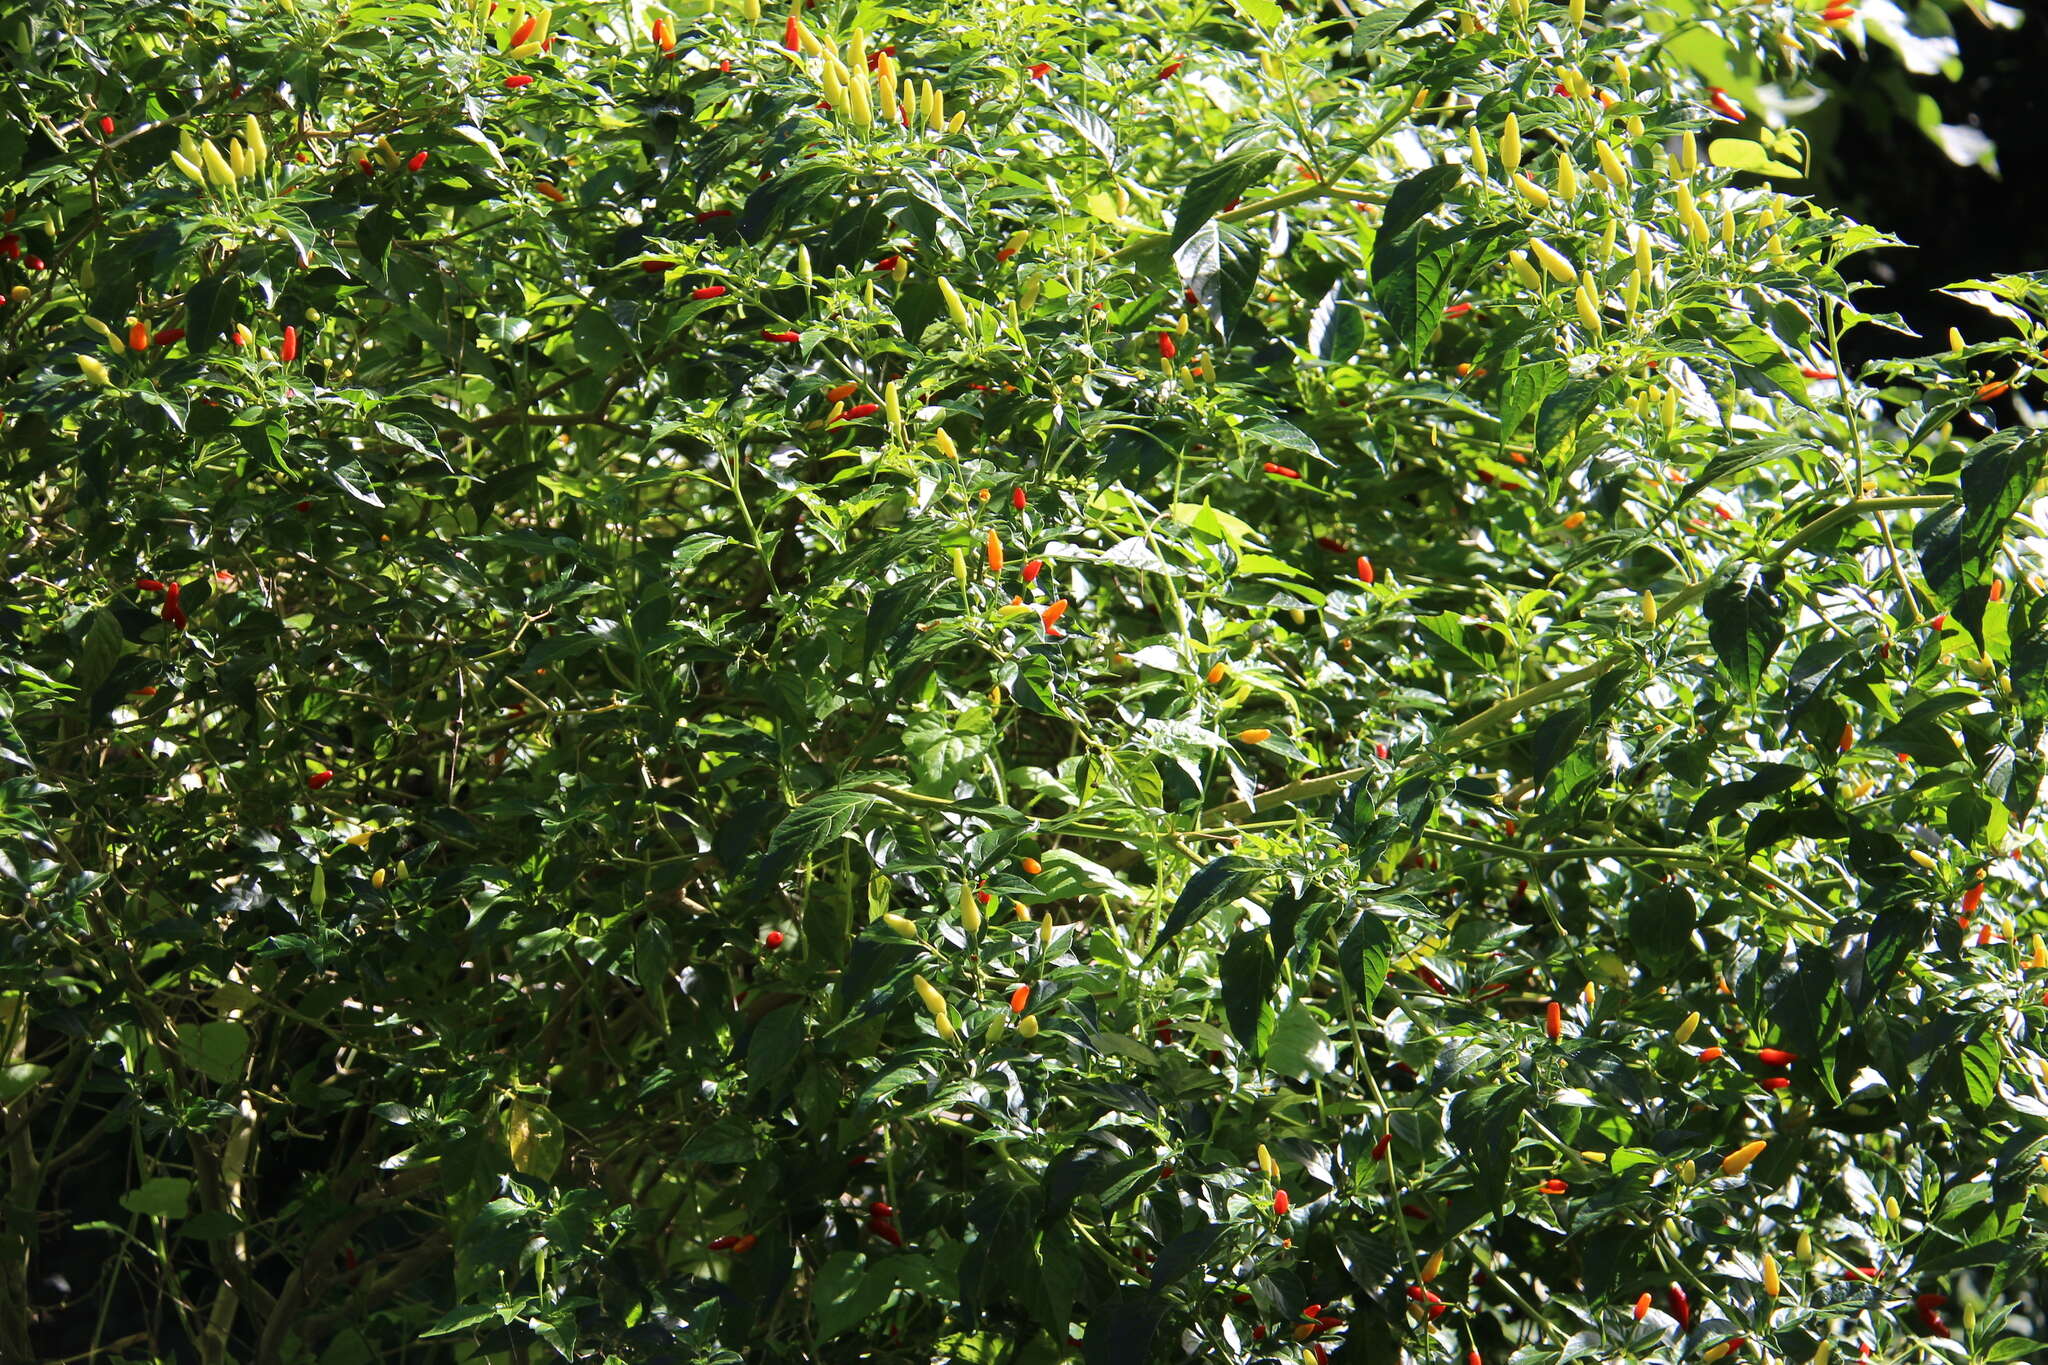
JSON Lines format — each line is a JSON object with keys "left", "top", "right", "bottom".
{"left": 3, "top": 0, "right": 2047, "bottom": 1362}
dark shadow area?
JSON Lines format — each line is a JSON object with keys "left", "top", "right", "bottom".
{"left": 1812, "top": 5, "right": 2048, "bottom": 367}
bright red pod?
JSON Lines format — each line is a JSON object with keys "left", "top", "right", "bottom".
{"left": 1668, "top": 1284, "right": 1690, "bottom": 1330}
{"left": 868, "top": 1218, "right": 903, "bottom": 1246}
{"left": 1370, "top": 1132, "right": 1392, "bottom": 1160}
{"left": 1444, "top": 302, "right": 1473, "bottom": 318}
{"left": 764, "top": 930, "right": 784, "bottom": 949}
{"left": 137, "top": 578, "right": 167, "bottom": 593}
{"left": 1760, "top": 1076, "right": 1791, "bottom": 1091}
{"left": 1800, "top": 367, "right": 1837, "bottom": 380}
{"left": 407, "top": 150, "right": 429, "bottom": 171}
{"left": 359, "top": 157, "right": 375, "bottom": 175}
{"left": 874, "top": 254, "right": 901, "bottom": 272}
{"left": 509, "top": 14, "right": 537, "bottom": 45}
{"left": 642, "top": 260, "right": 675, "bottom": 273}
{"left": 504, "top": 74, "right": 535, "bottom": 89}
{"left": 281, "top": 325, "right": 299, "bottom": 363}
{"left": 1159, "top": 60, "right": 1182, "bottom": 79}
{"left": 1021, "top": 559, "right": 1043, "bottom": 583}
{"left": 1374, "top": 742, "right": 1389, "bottom": 759}
{"left": 155, "top": 328, "right": 185, "bottom": 347}
{"left": 1540, "top": 1178, "right": 1568, "bottom": 1194}
{"left": 1962, "top": 881, "right": 1985, "bottom": 915}
{"left": 762, "top": 330, "right": 801, "bottom": 343}
{"left": 1315, "top": 536, "right": 1348, "bottom": 554}
{"left": 1012, "top": 486, "right": 1026, "bottom": 510}
{"left": 1273, "top": 1189, "right": 1290, "bottom": 1216}
{"left": 1356, "top": 556, "right": 1374, "bottom": 584}
{"left": 783, "top": 13, "right": 800, "bottom": 49}
{"left": 307, "top": 769, "right": 335, "bottom": 790}
{"left": 1756, "top": 1047, "right": 1796, "bottom": 1066}
{"left": 99, "top": 115, "right": 116, "bottom": 135}
{"left": 834, "top": 402, "right": 881, "bottom": 422}
{"left": 1544, "top": 1000, "right": 1562, "bottom": 1039}
{"left": 1709, "top": 87, "right": 1746, "bottom": 121}
{"left": 706, "top": 1234, "right": 741, "bottom": 1250}
{"left": 1158, "top": 332, "right": 1177, "bottom": 359}
{"left": 1262, "top": 462, "right": 1300, "bottom": 479}
{"left": 1028, "top": 62, "right": 1051, "bottom": 79}
{"left": 691, "top": 285, "right": 728, "bottom": 300}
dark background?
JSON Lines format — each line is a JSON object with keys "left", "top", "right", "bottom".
{"left": 1812, "top": 1, "right": 2048, "bottom": 366}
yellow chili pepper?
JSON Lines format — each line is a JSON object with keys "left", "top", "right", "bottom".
{"left": 1721, "top": 1139, "right": 1767, "bottom": 1177}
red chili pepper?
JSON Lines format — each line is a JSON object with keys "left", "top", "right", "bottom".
{"left": 137, "top": 578, "right": 167, "bottom": 593}
{"left": 1844, "top": 1266, "right": 1878, "bottom": 1281}
{"left": 1314, "top": 536, "right": 1348, "bottom": 554}
{"left": 1273, "top": 1189, "right": 1290, "bottom": 1215}
{"left": 695, "top": 209, "right": 733, "bottom": 223}
{"left": 784, "top": 13, "right": 800, "bottom": 49}
{"left": 1698, "top": 1046, "right": 1723, "bottom": 1062}
{"left": 1755, "top": 1047, "right": 1796, "bottom": 1066}
{"left": 1668, "top": 1284, "right": 1690, "bottom": 1329}
{"left": 1914, "top": 1294, "right": 1949, "bottom": 1312}
{"left": 1632, "top": 1291, "right": 1651, "bottom": 1321}
{"left": 1022, "top": 559, "right": 1043, "bottom": 583}
{"left": 1708, "top": 87, "right": 1746, "bottom": 122}
{"left": 1444, "top": 302, "right": 1473, "bottom": 318}
{"left": 504, "top": 74, "right": 535, "bottom": 89}
{"left": 1760, "top": 1076, "right": 1791, "bottom": 1090}
{"left": 1010, "top": 984, "right": 1030, "bottom": 1013}
{"left": 1356, "top": 556, "right": 1374, "bottom": 584}
{"left": 509, "top": 14, "right": 538, "bottom": 45}
{"left": 1012, "top": 486, "right": 1026, "bottom": 510}
{"left": 1544, "top": 1000, "right": 1562, "bottom": 1039}
{"left": 1928, "top": 614, "right": 1947, "bottom": 630}
{"left": 1821, "top": 4, "right": 1855, "bottom": 18}
{"left": 96, "top": 114, "right": 115, "bottom": 136}
{"left": 308, "top": 769, "right": 335, "bottom": 790}
{"left": 691, "top": 285, "right": 728, "bottom": 300}
{"left": 874, "top": 254, "right": 900, "bottom": 272}
{"left": 23, "top": 256, "right": 43, "bottom": 271}
{"left": 1402, "top": 1204, "right": 1429, "bottom": 1220}
{"left": 281, "top": 325, "right": 299, "bottom": 364}
{"left": 764, "top": 930, "right": 784, "bottom": 949}
{"left": 359, "top": 157, "right": 375, "bottom": 175}
{"left": 155, "top": 328, "right": 185, "bottom": 347}
{"left": 834, "top": 402, "right": 880, "bottom": 422}
{"left": 1028, "top": 62, "right": 1051, "bottom": 80}
{"left": 1540, "top": 1178, "right": 1568, "bottom": 1195}
{"left": 707, "top": 1234, "right": 741, "bottom": 1250}
{"left": 642, "top": 260, "right": 675, "bottom": 273}
{"left": 1800, "top": 367, "right": 1837, "bottom": 380}
{"left": 1042, "top": 599, "right": 1068, "bottom": 629}
{"left": 407, "top": 150, "right": 429, "bottom": 171}
{"left": 762, "top": 330, "right": 801, "bottom": 343}
{"left": 1158, "top": 332, "right": 1178, "bottom": 359}
{"left": 1370, "top": 1132, "right": 1391, "bottom": 1160}
{"left": 1159, "top": 59, "right": 1183, "bottom": 78}
{"left": 1962, "top": 882, "right": 1985, "bottom": 915}
{"left": 1375, "top": 742, "right": 1389, "bottom": 759}
{"left": 161, "top": 583, "right": 187, "bottom": 631}
{"left": 1262, "top": 462, "right": 1300, "bottom": 479}
{"left": 1918, "top": 1306, "right": 1950, "bottom": 1338}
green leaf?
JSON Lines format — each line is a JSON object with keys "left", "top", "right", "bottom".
{"left": 1955, "top": 1027, "right": 2001, "bottom": 1109}
{"left": 0, "top": 1062, "right": 49, "bottom": 1102}
{"left": 1627, "top": 885, "right": 1697, "bottom": 977}
{"left": 178, "top": 1020, "right": 250, "bottom": 1085}
{"left": 815, "top": 1251, "right": 892, "bottom": 1341}
{"left": 755, "top": 788, "right": 880, "bottom": 892}
{"left": 1535, "top": 376, "right": 1606, "bottom": 460}
{"left": 1706, "top": 138, "right": 1803, "bottom": 177}
{"left": 1170, "top": 148, "right": 1282, "bottom": 251}
{"left": 1337, "top": 912, "right": 1393, "bottom": 1011}
{"left": 1702, "top": 563, "right": 1786, "bottom": 691}
{"left": 1219, "top": 928, "right": 1278, "bottom": 1051}
{"left": 1369, "top": 164, "right": 1463, "bottom": 356}
{"left": 1175, "top": 217, "right": 1266, "bottom": 342}
{"left": 120, "top": 1177, "right": 192, "bottom": 1219}
{"left": 1265, "top": 999, "right": 1335, "bottom": 1080}
{"left": 1147, "top": 854, "right": 1265, "bottom": 960}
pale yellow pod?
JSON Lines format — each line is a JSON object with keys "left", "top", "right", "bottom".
{"left": 201, "top": 138, "right": 237, "bottom": 186}
{"left": 1466, "top": 123, "right": 1488, "bottom": 177}
{"left": 847, "top": 69, "right": 874, "bottom": 127}
{"left": 244, "top": 114, "right": 267, "bottom": 168}
{"left": 1557, "top": 156, "right": 1579, "bottom": 202}
{"left": 1500, "top": 112, "right": 1521, "bottom": 175}
{"left": 937, "top": 276, "right": 972, "bottom": 334}
{"left": 1506, "top": 250, "right": 1543, "bottom": 290}
{"left": 1512, "top": 173, "right": 1551, "bottom": 210}
{"left": 1528, "top": 237, "right": 1575, "bottom": 283}
{"left": 1574, "top": 282, "right": 1601, "bottom": 337}
{"left": 1680, "top": 130, "right": 1699, "bottom": 175}
{"left": 1594, "top": 140, "right": 1627, "bottom": 187}
{"left": 170, "top": 150, "right": 207, "bottom": 185}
